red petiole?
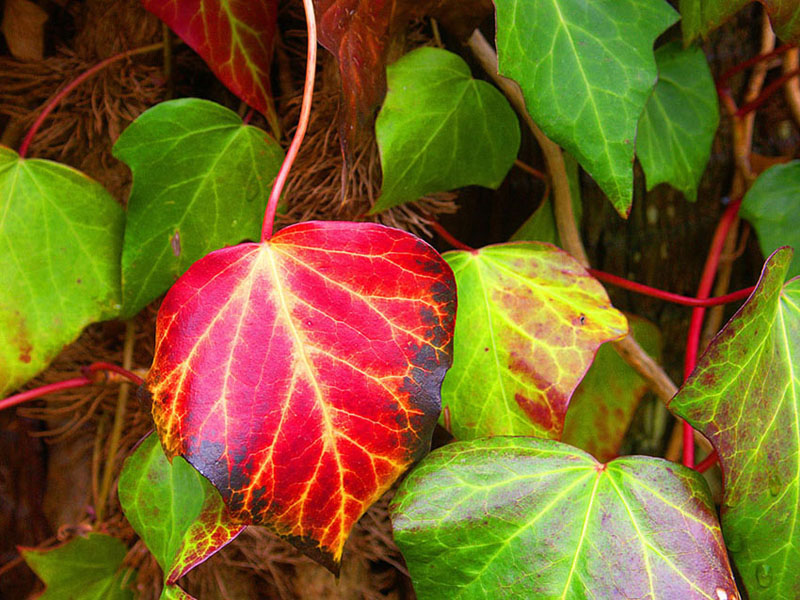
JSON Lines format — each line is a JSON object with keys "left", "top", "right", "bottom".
{"left": 0, "top": 363, "right": 143, "bottom": 413}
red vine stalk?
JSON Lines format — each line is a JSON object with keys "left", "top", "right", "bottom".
{"left": 0, "top": 377, "right": 92, "bottom": 412}
{"left": 261, "top": 0, "right": 317, "bottom": 241}
{"left": 681, "top": 199, "right": 742, "bottom": 468}
{"left": 18, "top": 41, "right": 165, "bottom": 158}
{"left": 428, "top": 220, "right": 475, "bottom": 252}
{"left": 736, "top": 67, "right": 800, "bottom": 117}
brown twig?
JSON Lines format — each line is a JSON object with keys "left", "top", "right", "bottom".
{"left": 783, "top": 48, "right": 800, "bottom": 130}
{"left": 467, "top": 29, "right": 680, "bottom": 407}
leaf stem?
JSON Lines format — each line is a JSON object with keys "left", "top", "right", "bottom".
{"left": 18, "top": 41, "right": 165, "bottom": 158}
{"left": 695, "top": 450, "right": 718, "bottom": 473}
{"left": 96, "top": 320, "right": 136, "bottom": 523}
{"left": 682, "top": 199, "right": 742, "bottom": 468}
{"left": 736, "top": 67, "right": 800, "bottom": 117}
{"left": 0, "top": 377, "right": 92, "bottom": 412}
{"left": 588, "top": 269, "right": 754, "bottom": 308}
{"left": 261, "top": 0, "right": 317, "bottom": 242}
{"left": 428, "top": 220, "right": 475, "bottom": 252}
{"left": 84, "top": 362, "right": 144, "bottom": 386}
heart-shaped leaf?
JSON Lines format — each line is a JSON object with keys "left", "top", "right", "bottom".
{"left": 680, "top": 1, "right": 800, "bottom": 44}
{"left": 637, "top": 42, "right": 719, "bottom": 202}
{"left": 148, "top": 221, "right": 456, "bottom": 571}
{"left": 314, "top": 0, "right": 491, "bottom": 150}
{"left": 441, "top": 242, "right": 627, "bottom": 439}
{"left": 114, "top": 98, "right": 284, "bottom": 318}
{"left": 0, "top": 146, "right": 123, "bottom": 396}
{"left": 118, "top": 432, "right": 244, "bottom": 588}
{"left": 21, "top": 533, "right": 135, "bottom": 599}
{"left": 562, "top": 314, "right": 662, "bottom": 462}
{"left": 669, "top": 247, "right": 799, "bottom": 599}
{"left": 494, "top": 0, "right": 679, "bottom": 216}
{"left": 371, "top": 47, "right": 520, "bottom": 213}
{"left": 741, "top": 161, "right": 800, "bottom": 280}
{"left": 142, "top": 0, "right": 278, "bottom": 119}
{"left": 391, "top": 437, "right": 738, "bottom": 600}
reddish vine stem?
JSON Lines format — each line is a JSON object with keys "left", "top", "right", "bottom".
{"left": 261, "top": 0, "right": 317, "bottom": 241}
{"left": 0, "top": 361, "right": 143, "bottom": 413}
{"left": 736, "top": 67, "right": 800, "bottom": 117}
{"left": 717, "top": 43, "right": 794, "bottom": 91}
{"left": 588, "top": 269, "right": 755, "bottom": 308}
{"left": 0, "top": 377, "right": 92, "bottom": 412}
{"left": 428, "top": 220, "right": 475, "bottom": 252}
{"left": 695, "top": 450, "right": 719, "bottom": 474}
{"left": 18, "top": 41, "right": 165, "bottom": 158}
{"left": 681, "top": 199, "right": 742, "bottom": 468}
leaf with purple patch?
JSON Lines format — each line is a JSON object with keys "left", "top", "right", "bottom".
{"left": 441, "top": 242, "right": 627, "bottom": 440}
{"left": 391, "top": 436, "right": 739, "bottom": 599}
{"left": 147, "top": 221, "right": 456, "bottom": 571}
{"left": 118, "top": 432, "right": 244, "bottom": 589}
{"left": 562, "top": 314, "right": 662, "bottom": 462}
{"left": 669, "top": 247, "right": 800, "bottom": 599}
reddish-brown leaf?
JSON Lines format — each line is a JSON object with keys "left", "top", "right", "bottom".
{"left": 142, "top": 0, "right": 278, "bottom": 118}
{"left": 148, "top": 221, "right": 456, "bottom": 571}
{"left": 313, "top": 0, "right": 491, "bottom": 152}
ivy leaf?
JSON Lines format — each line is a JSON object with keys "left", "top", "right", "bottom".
{"left": 741, "top": 161, "right": 800, "bottom": 280}
{"left": 21, "top": 533, "right": 135, "bottom": 599}
{"left": 637, "top": 42, "right": 719, "bottom": 202}
{"left": 161, "top": 585, "right": 195, "bottom": 600}
{"left": 680, "top": 1, "right": 800, "bottom": 44}
{"left": 118, "top": 432, "right": 244, "bottom": 586}
{"left": 0, "top": 146, "right": 123, "bottom": 397}
{"left": 147, "top": 221, "right": 456, "bottom": 572}
{"left": 314, "top": 0, "right": 492, "bottom": 150}
{"left": 141, "top": 0, "right": 278, "bottom": 120}
{"left": 669, "top": 247, "right": 799, "bottom": 599}
{"left": 113, "top": 98, "right": 284, "bottom": 318}
{"left": 441, "top": 242, "right": 627, "bottom": 440}
{"left": 494, "top": 0, "right": 678, "bottom": 216}
{"left": 372, "top": 47, "right": 520, "bottom": 213}
{"left": 562, "top": 314, "right": 662, "bottom": 462}
{"left": 391, "top": 437, "right": 739, "bottom": 600}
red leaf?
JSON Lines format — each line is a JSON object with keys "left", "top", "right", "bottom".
{"left": 313, "top": 0, "right": 491, "bottom": 152}
{"left": 148, "top": 221, "right": 456, "bottom": 570}
{"left": 142, "top": 0, "right": 278, "bottom": 118}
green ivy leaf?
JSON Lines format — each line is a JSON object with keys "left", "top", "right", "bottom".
{"left": 113, "top": 98, "right": 284, "bottom": 318}
{"left": 21, "top": 533, "right": 135, "bottom": 599}
{"left": 0, "top": 147, "right": 123, "bottom": 397}
{"left": 391, "top": 437, "right": 738, "bottom": 599}
{"left": 741, "top": 161, "right": 800, "bottom": 280}
{"left": 118, "top": 432, "right": 244, "bottom": 586}
{"left": 680, "top": 1, "right": 800, "bottom": 44}
{"left": 441, "top": 242, "right": 628, "bottom": 439}
{"left": 494, "top": 0, "right": 678, "bottom": 217}
{"left": 669, "top": 248, "right": 799, "bottom": 599}
{"left": 160, "top": 584, "right": 196, "bottom": 600}
{"left": 562, "top": 314, "right": 662, "bottom": 462}
{"left": 371, "top": 47, "right": 520, "bottom": 213}
{"left": 637, "top": 42, "right": 719, "bottom": 202}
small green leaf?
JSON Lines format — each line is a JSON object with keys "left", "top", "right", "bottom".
{"left": 441, "top": 242, "right": 628, "bottom": 439}
{"left": 679, "top": 0, "right": 748, "bottom": 44}
{"left": 21, "top": 533, "right": 135, "bottom": 599}
{"left": 118, "top": 432, "right": 244, "bottom": 584}
{"left": 511, "top": 153, "right": 582, "bottom": 245}
{"left": 741, "top": 161, "right": 800, "bottom": 279}
{"left": 562, "top": 314, "right": 662, "bottom": 462}
{"left": 0, "top": 147, "right": 123, "bottom": 397}
{"left": 637, "top": 42, "right": 719, "bottom": 202}
{"left": 669, "top": 247, "right": 799, "bottom": 599}
{"left": 371, "top": 47, "right": 520, "bottom": 213}
{"left": 113, "top": 98, "right": 284, "bottom": 318}
{"left": 391, "top": 437, "right": 738, "bottom": 600}
{"left": 494, "top": 0, "right": 678, "bottom": 216}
